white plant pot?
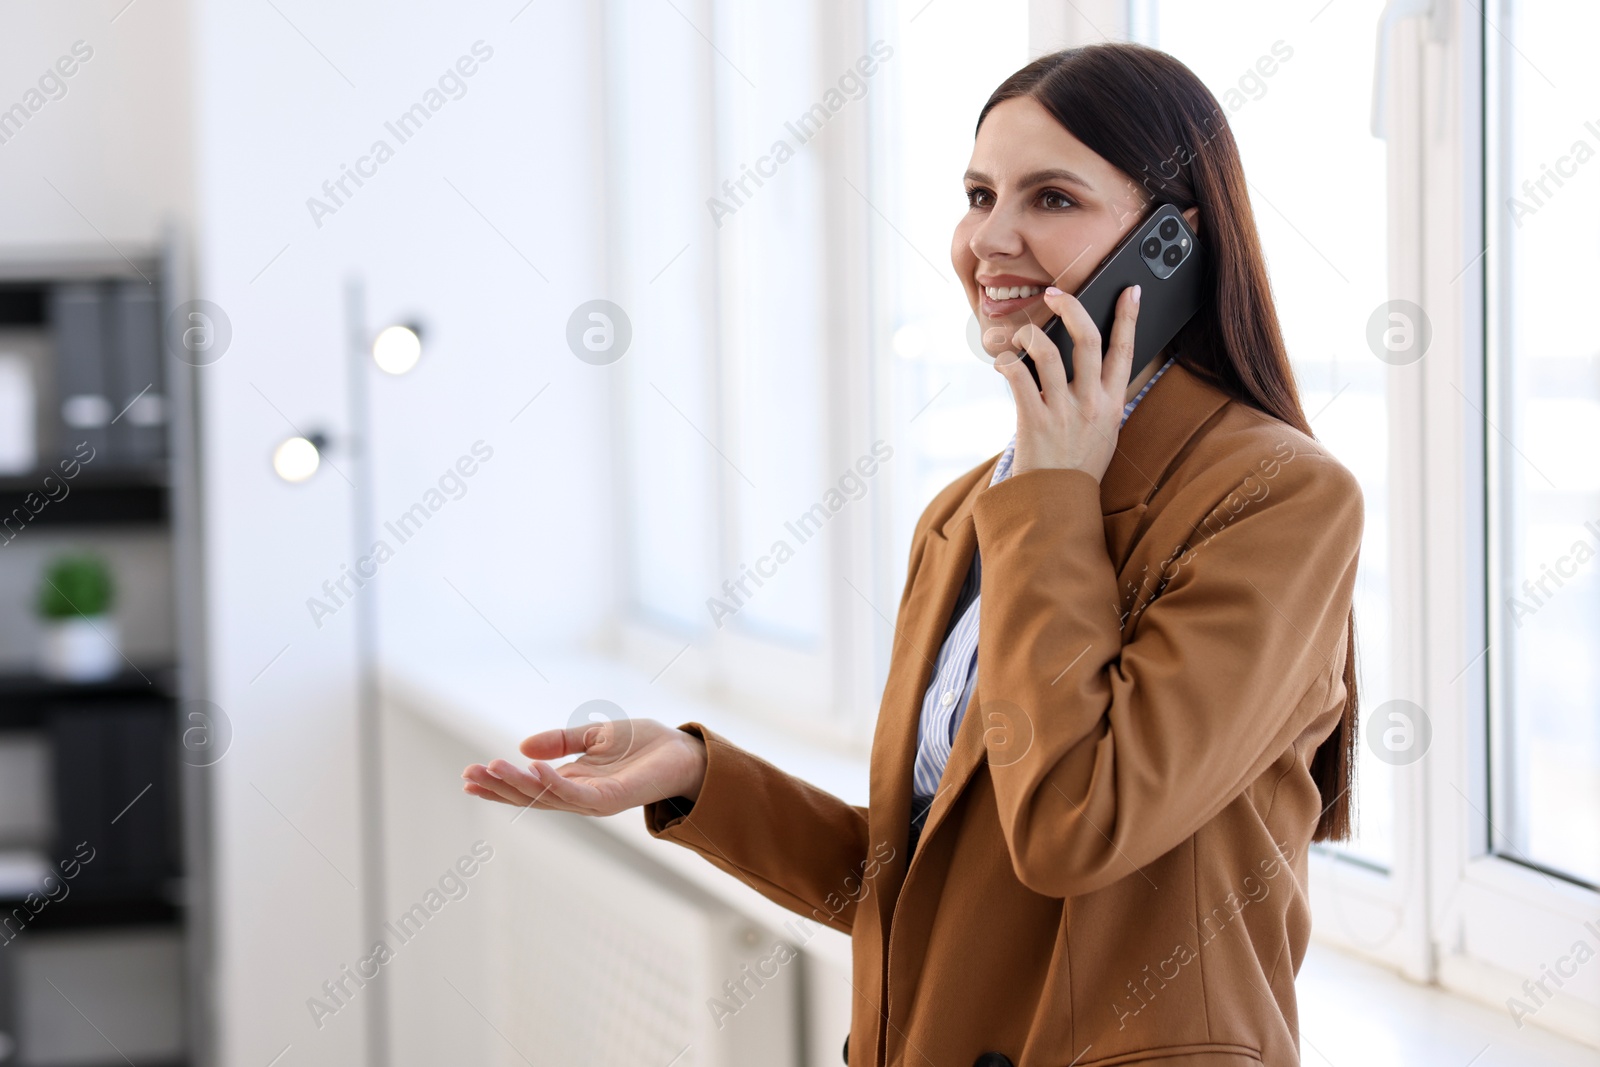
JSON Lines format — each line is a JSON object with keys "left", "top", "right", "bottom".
{"left": 39, "top": 616, "right": 121, "bottom": 682}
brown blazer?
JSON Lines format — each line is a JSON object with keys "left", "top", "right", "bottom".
{"left": 645, "top": 361, "right": 1364, "bottom": 1067}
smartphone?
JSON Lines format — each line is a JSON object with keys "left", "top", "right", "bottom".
{"left": 1018, "top": 203, "right": 1204, "bottom": 389}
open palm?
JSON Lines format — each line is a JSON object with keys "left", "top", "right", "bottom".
{"left": 462, "top": 717, "right": 706, "bottom": 818}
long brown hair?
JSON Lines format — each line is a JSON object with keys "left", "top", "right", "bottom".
{"left": 977, "top": 42, "right": 1360, "bottom": 841}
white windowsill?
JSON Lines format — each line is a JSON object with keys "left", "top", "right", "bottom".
{"left": 1298, "top": 945, "right": 1599, "bottom": 1065}
{"left": 385, "top": 647, "right": 1600, "bottom": 1064}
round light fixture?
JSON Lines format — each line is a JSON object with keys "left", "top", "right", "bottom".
{"left": 272, "top": 435, "right": 322, "bottom": 482}
{"left": 372, "top": 324, "right": 422, "bottom": 375}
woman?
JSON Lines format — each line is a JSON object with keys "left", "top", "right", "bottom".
{"left": 464, "top": 42, "right": 1363, "bottom": 1067}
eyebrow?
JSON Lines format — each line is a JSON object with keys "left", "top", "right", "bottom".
{"left": 963, "top": 167, "right": 1096, "bottom": 191}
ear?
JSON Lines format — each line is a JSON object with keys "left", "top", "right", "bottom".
{"left": 1181, "top": 205, "right": 1201, "bottom": 238}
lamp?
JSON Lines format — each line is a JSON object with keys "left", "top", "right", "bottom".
{"left": 270, "top": 431, "right": 326, "bottom": 483}
{"left": 269, "top": 315, "right": 421, "bottom": 483}
{"left": 263, "top": 293, "right": 422, "bottom": 1063}
{"left": 371, "top": 322, "right": 423, "bottom": 375}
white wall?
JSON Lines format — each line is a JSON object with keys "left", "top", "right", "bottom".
{"left": 187, "top": 1, "right": 613, "bottom": 1063}
{"left": 0, "top": 0, "right": 193, "bottom": 247}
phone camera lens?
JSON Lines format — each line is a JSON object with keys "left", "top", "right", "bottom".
{"left": 1142, "top": 237, "right": 1162, "bottom": 259}
{"left": 1162, "top": 245, "right": 1183, "bottom": 267}
{"left": 1159, "top": 218, "right": 1180, "bottom": 240}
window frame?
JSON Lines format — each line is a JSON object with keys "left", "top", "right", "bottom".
{"left": 604, "top": 0, "right": 883, "bottom": 751}
{"left": 1441, "top": 0, "right": 1600, "bottom": 1037}
{"left": 1302, "top": 2, "right": 1434, "bottom": 983}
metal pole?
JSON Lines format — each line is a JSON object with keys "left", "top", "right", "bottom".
{"left": 345, "top": 276, "right": 389, "bottom": 1067}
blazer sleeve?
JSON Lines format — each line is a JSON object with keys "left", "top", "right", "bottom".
{"left": 642, "top": 723, "right": 872, "bottom": 935}
{"left": 969, "top": 449, "right": 1364, "bottom": 898}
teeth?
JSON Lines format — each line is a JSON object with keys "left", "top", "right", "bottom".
{"left": 984, "top": 285, "right": 1043, "bottom": 300}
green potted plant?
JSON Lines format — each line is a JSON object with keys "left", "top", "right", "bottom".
{"left": 36, "top": 554, "right": 119, "bottom": 681}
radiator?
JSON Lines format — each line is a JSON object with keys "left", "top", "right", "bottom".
{"left": 485, "top": 812, "right": 804, "bottom": 1067}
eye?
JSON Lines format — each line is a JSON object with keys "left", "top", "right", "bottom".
{"left": 1037, "top": 188, "right": 1076, "bottom": 211}
{"left": 965, "top": 185, "right": 994, "bottom": 209}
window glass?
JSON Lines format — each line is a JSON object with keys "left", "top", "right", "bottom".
{"left": 612, "top": 0, "right": 721, "bottom": 631}
{"left": 1488, "top": 1, "right": 1600, "bottom": 887}
{"left": 710, "top": 0, "right": 828, "bottom": 645}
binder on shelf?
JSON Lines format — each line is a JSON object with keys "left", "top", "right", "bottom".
{"left": 48, "top": 284, "right": 111, "bottom": 464}
{"left": 49, "top": 704, "right": 175, "bottom": 901}
{"left": 108, "top": 281, "right": 166, "bottom": 468}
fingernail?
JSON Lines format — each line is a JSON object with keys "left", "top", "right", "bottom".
{"left": 1045, "top": 286, "right": 1064, "bottom": 296}
{"left": 528, "top": 764, "right": 543, "bottom": 783}
{"left": 1130, "top": 285, "right": 1142, "bottom": 306}
{"left": 484, "top": 766, "right": 503, "bottom": 780}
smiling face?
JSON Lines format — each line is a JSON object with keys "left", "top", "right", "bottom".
{"left": 952, "top": 95, "right": 1151, "bottom": 358}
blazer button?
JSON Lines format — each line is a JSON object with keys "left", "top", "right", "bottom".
{"left": 973, "top": 1054, "right": 1014, "bottom": 1067}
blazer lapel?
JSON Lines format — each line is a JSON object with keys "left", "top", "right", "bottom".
{"left": 867, "top": 457, "right": 993, "bottom": 929}
{"left": 888, "top": 361, "right": 1235, "bottom": 870}
{"left": 1100, "top": 360, "right": 1232, "bottom": 513}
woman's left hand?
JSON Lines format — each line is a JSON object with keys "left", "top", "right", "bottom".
{"left": 992, "top": 283, "right": 1141, "bottom": 483}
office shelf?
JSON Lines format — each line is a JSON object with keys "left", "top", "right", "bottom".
{"left": 0, "top": 897, "right": 181, "bottom": 935}
{"left": 0, "top": 668, "right": 177, "bottom": 700}
{"left": 0, "top": 243, "right": 203, "bottom": 1066}
{"left": 0, "top": 669, "right": 177, "bottom": 729}
{"left": 0, "top": 471, "right": 169, "bottom": 528}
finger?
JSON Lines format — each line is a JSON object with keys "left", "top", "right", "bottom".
{"left": 1101, "top": 285, "right": 1141, "bottom": 396}
{"left": 990, "top": 346, "right": 1047, "bottom": 416}
{"left": 552, "top": 760, "right": 600, "bottom": 780}
{"left": 464, "top": 778, "right": 559, "bottom": 815}
{"left": 463, "top": 763, "right": 533, "bottom": 806}
{"left": 1009, "top": 323, "right": 1069, "bottom": 405}
{"left": 485, "top": 757, "right": 558, "bottom": 804}
{"left": 519, "top": 726, "right": 590, "bottom": 761}
{"left": 490, "top": 758, "right": 604, "bottom": 814}
{"left": 463, "top": 764, "right": 541, "bottom": 808}
{"left": 1041, "top": 288, "right": 1102, "bottom": 389}
{"left": 530, "top": 760, "right": 613, "bottom": 811}
{"left": 462, "top": 781, "right": 519, "bottom": 806}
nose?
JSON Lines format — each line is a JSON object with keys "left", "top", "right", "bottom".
{"left": 968, "top": 195, "right": 1026, "bottom": 263}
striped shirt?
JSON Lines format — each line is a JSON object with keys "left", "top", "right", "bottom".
{"left": 909, "top": 355, "right": 1177, "bottom": 808}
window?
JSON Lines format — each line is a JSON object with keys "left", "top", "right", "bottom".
{"left": 606, "top": 1, "right": 883, "bottom": 737}
{"left": 708, "top": 0, "right": 830, "bottom": 648}
{"left": 1485, "top": 0, "right": 1600, "bottom": 891}
{"left": 609, "top": 0, "right": 722, "bottom": 636}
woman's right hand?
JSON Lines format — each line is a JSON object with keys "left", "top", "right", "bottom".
{"left": 461, "top": 718, "right": 708, "bottom": 818}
